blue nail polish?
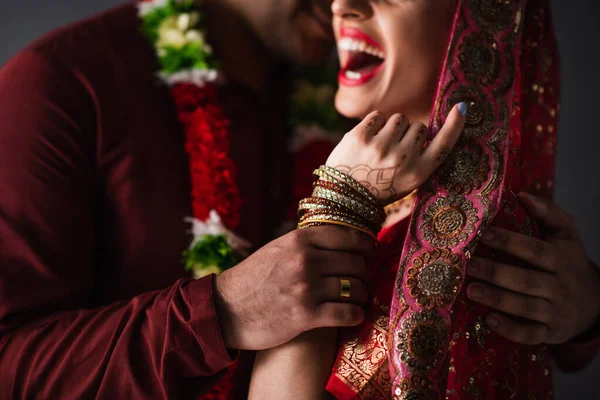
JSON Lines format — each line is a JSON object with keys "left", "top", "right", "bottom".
{"left": 458, "top": 102, "right": 468, "bottom": 117}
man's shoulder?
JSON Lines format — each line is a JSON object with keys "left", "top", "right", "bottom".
{"left": 1, "top": 2, "right": 159, "bottom": 109}
{"left": 26, "top": 3, "right": 141, "bottom": 59}
{"left": 0, "top": 3, "right": 160, "bottom": 135}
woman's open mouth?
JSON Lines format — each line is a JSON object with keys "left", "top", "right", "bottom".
{"left": 338, "top": 27, "right": 385, "bottom": 87}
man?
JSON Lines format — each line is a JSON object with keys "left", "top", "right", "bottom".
{"left": 0, "top": 0, "right": 372, "bottom": 398}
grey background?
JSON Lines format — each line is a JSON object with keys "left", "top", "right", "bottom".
{"left": 0, "top": 0, "right": 598, "bottom": 398}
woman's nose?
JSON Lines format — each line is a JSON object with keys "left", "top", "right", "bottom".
{"left": 331, "top": 0, "right": 373, "bottom": 20}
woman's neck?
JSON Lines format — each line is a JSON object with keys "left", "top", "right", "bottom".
{"left": 201, "top": 0, "right": 284, "bottom": 97}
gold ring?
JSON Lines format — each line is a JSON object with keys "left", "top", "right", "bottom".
{"left": 340, "top": 278, "right": 351, "bottom": 300}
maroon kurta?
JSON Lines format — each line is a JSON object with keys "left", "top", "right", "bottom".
{"left": 0, "top": 3, "right": 290, "bottom": 399}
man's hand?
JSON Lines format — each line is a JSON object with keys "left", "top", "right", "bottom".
{"left": 466, "top": 192, "right": 600, "bottom": 345}
{"left": 213, "top": 225, "right": 375, "bottom": 350}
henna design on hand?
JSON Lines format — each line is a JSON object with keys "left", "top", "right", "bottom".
{"left": 334, "top": 164, "right": 400, "bottom": 204}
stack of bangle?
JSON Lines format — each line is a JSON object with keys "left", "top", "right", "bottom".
{"left": 297, "top": 165, "right": 386, "bottom": 240}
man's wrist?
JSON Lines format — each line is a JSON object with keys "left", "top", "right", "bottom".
{"left": 212, "top": 272, "right": 238, "bottom": 350}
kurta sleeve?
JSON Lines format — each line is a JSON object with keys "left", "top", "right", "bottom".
{"left": 0, "top": 50, "right": 235, "bottom": 399}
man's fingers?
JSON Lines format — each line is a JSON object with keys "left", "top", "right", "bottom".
{"left": 480, "top": 227, "right": 560, "bottom": 272}
{"left": 317, "top": 277, "right": 368, "bottom": 306}
{"left": 299, "top": 225, "right": 376, "bottom": 259}
{"left": 485, "top": 312, "right": 550, "bottom": 345}
{"left": 316, "top": 250, "right": 368, "bottom": 281}
{"left": 419, "top": 102, "right": 467, "bottom": 172}
{"left": 518, "top": 192, "right": 578, "bottom": 239}
{"left": 467, "top": 257, "right": 557, "bottom": 300}
{"left": 312, "top": 303, "right": 365, "bottom": 328}
{"left": 467, "top": 282, "right": 554, "bottom": 325}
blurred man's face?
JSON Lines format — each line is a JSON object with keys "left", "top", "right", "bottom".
{"left": 239, "top": 0, "right": 335, "bottom": 65}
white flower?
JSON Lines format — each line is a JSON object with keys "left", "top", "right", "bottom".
{"left": 185, "top": 29, "right": 205, "bottom": 44}
{"left": 137, "top": 0, "right": 169, "bottom": 17}
{"left": 158, "top": 16, "right": 187, "bottom": 49}
{"left": 177, "top": 13, "right": 192, "bottom": 31}
{"left": 177, "top": 12, "right": 201, "bottom": 31}
{"left": 157, "top": 68, "right": 220, "bottom": 87}
{"left": 157, "top": 13, "right": 205, "bottom": 50}
{"left": 185, "top": 210, "right": 251, "bottom": 255}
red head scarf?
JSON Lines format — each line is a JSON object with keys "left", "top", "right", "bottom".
{"left": 328, "top": 0, "right": 559, "bottom": 398}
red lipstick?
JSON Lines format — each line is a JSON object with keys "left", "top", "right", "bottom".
{"left": 338, "top": 26, "right": 385, "bottom": 87}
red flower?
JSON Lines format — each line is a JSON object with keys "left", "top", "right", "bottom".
{"left": 171, "top": 83, "right": 218, "bottom": 113}
{"left": 171, "top": 83, "right": 242, "bottom": 230}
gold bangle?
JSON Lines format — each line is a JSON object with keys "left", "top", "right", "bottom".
{"left": 312, "top": 173, "right": 386, "bottom": 222}
{"left": 298, "top": 218, "right": 377, "bottom": 241}
{"left": 311, "top": 188, "right": 384, "bottom": 227}
{"left": 299, "top": 209, "right": 380, "bottom": 234}
{"left": 316, "top": 166, "right": 379, "bottom": 205}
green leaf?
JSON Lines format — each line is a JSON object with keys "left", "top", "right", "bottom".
{"left": 183, "top": 234, "right": 238, "bottom": 272}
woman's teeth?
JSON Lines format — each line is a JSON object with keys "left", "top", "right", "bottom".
{"left": 338, "top": 37, "right": 385, "bottom": 59}
{"left": 345, "top": 71, "right": 362, "bottom": 80}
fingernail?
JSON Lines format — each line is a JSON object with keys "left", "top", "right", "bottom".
{"left": 481, "top": 229, "right": 494, "bottom": 242}
{"left": 458, "top": 102, "right": 468, "bottom": 117}
{"left": 468, "top": 284, "right": 484, "bottom": 300}
{"left": 487, "top": 315, "right": 500, "bottom": 329}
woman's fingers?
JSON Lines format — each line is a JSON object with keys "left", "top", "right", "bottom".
{"left": 399, "top": 121, "right": 428, "bottom": 158}
{"left": 373, "top": 113, "right": 409, "bottom": 150}
{"left": 418, "top": 102, "right": 467, "bottom": 174}
{"left": 351, "top": 111, "right": 387, "bottom": 140}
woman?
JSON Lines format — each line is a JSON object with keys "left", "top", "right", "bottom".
{"left": 249, "top": 0, "right": 600, "bottom": 398}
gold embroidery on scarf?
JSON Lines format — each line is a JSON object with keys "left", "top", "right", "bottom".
{"left": 467, "top": 0, "right": 516, "bottom": 32}
{"left": 445, "top": 86, "right": 495, "bottom": 139}
{"left": 473, "top": 316, "right": 492, "bottom": 348}
{"left": 406, "top": 249, "right": 462, "bottom": 309}
{"left": 481, "top": 128, "right": 508, "bottom": 196}
{"left": 393, "top": 375, "right": 435, "bottom": 400}
{"left": 457, "top": 32, "right": 501, "bottom": 86}
{"left": 420, "top": 195, "right": 478, "bottom": 248}
{"left": 437, "top": 140, "right": 491, "bottom": 194}
{"left": 396, "top": 309, "right": 449, "bottom": 373}
{"left": 391, "top": 0, "right": 525, "bottom": 396}
{"left": 334, "top": 299, "right": 392, "bottom": 399}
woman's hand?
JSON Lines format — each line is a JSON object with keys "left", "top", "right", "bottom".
{"left": 326, "top": 103, "right": 467, "bottom": 206}
{"left": 466, "top": 192, "right": 600, "bottom": 345}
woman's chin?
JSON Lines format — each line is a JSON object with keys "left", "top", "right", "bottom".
{"left": 334, "top": 91, "right": 373, "bottom": 120}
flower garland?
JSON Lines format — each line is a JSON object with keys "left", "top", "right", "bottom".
{"left": 139, "top": 0, "right": 343, "bottom": 278}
